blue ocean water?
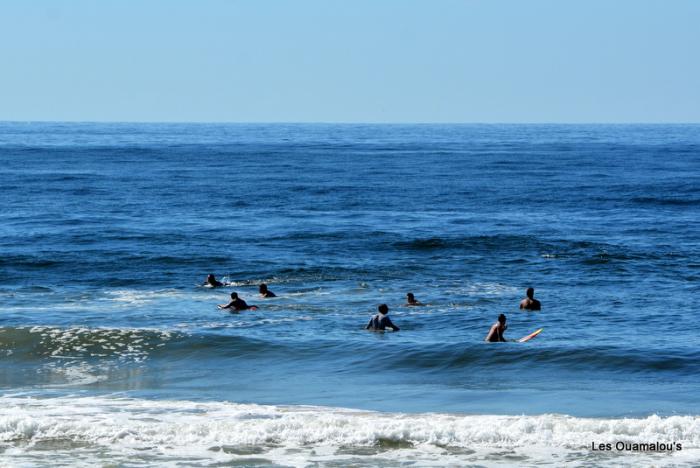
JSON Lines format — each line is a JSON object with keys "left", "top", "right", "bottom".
{"left": 1, "top": 122, "right": 699, "bottom": 466}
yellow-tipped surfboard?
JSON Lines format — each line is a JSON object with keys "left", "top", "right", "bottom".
{"left": 517, "top": 328, "right": 543, "bottom": 343}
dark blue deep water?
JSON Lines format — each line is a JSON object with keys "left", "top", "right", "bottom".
{"left": 1, "top": 123, "right": 699, "bottom": 466}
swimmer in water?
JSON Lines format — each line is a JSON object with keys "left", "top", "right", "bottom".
{"left": 484, "top": 314, "right": 507, "bottom": 342}
{"left": 405, "top": 292, "right": 422, "bottom": 306}
{"left": 218, "top": 292, "right": 256, "bottom": 311}
{"left": 366, "top": 304, "right": 400, "bottom": 331}
{"left": 203, "top": 274, "right": 224, "bottom": 288}
{"left": 259, "top": 283, "right": 276, "bottom": 298}
{"left": 519, "top": 287, "right": 541, "bottom": 311}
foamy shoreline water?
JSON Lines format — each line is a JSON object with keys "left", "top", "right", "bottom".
{"left": 1, "top": 395, "right": 698, "bottom": 467}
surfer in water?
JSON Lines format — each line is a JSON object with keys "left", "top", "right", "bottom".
{"left": 259, "top": 283, "right": 276, "bottom": 298}
{"left": 519, "top": 287, "right": 541, "bottom": 310}
{"left": 405, "top": 292, "right": 422, "bottom": 306}
{"left": 485, "top": 314, "right": 507, "bottom": 342}
{"left": 366, "top": 304, "right": 400, "bottom": 331}
{"left": 218, "top": 292, "right": 256, "bottom": 311}
{"left": 203, "top": 274, "right": 224, "bottom": 288}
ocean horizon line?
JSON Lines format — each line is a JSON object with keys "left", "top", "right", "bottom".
{"left": 2, "top": 120, "right": 699, "bottom": 126}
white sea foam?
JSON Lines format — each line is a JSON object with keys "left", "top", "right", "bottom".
{"left": 103, "top": 288, "right": 188, "bottom": 306}
{"left": 443, "top": 281, "right": 520, "bottom": 297}
{"left": 0, "top": 396, "right": 697, "bottom": 467}
{"left": 40, "top": 361, "right": 109, "bottom": 387}
{"left": 20, "top": 326, "right": 175, "bottom": 362}
{"left": 1, "top": 288, "right": 199, "bottom": 314}
{"left": 171, "top": 315, "right": 315, "bottom": 333}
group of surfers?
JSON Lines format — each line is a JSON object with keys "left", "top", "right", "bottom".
{"left": 203, "top": 274, "right": 542, "bottom": 343}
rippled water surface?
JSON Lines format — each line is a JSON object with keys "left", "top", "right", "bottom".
{"left": 1, "top": 123, "right": 699, "bottom": 465}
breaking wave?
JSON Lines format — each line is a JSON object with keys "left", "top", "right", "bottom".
{"left": 0, "top": 396, "right": 697, "bottom": 467}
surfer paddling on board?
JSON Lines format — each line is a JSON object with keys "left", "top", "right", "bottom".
{"left": 218, "top": 292, "right": 257, "bottom": 311}
{"left": 485, "top": 314, "right": 507, "bottom": 342}
{"left": 203, "top": 274, "right": 224, "bottom": 288}
{"left": 519, "top": 287, "right": 541, "bottom": 311}
{"left": 405, "top": 292, "right": 423, "bottom": 306}
{"left": 259, "top": 283, "right": 276, "bottom": 298}
{"left": 366, "top": 304, "right": 400, "bottom": 331}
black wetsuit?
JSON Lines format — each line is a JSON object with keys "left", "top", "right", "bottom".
{"left": 366, "top": 313, "right": 399, "bottom": 331}
{"left": 232, "top": 298, "right": 249, "bottom": 310}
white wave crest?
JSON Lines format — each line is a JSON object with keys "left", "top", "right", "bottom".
{"left": 0, "top": 396, "right": 698, "bottom": 466}
{"left": 103, "top": 288, "right": 187, "bottom": 306}
{"left": 21, "top": 326, "right": 174, "bottom": 362}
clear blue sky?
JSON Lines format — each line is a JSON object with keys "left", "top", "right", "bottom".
{"left": 1, "top": 0, "right": 699, "bottom": 123}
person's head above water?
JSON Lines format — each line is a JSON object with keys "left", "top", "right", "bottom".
{"left": 230, "top": 292, "right": 238, "bottom": 299}
{"left": 207, "top": 274, "right": 217, "bottom": 283}
{"left": 378, "top": 304, "right": 389, "bottom": 315}
{"left": 498, "top": 313, "right": 507, "bottom": 324}
{"left": 406, "top": 293, "right": 415, "bottom": 302}
{"left": 259, "top": 284, "right": 268, "bottom": 294}
{"left": 526, "top": 287, "right": 535, "bottom": 299}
